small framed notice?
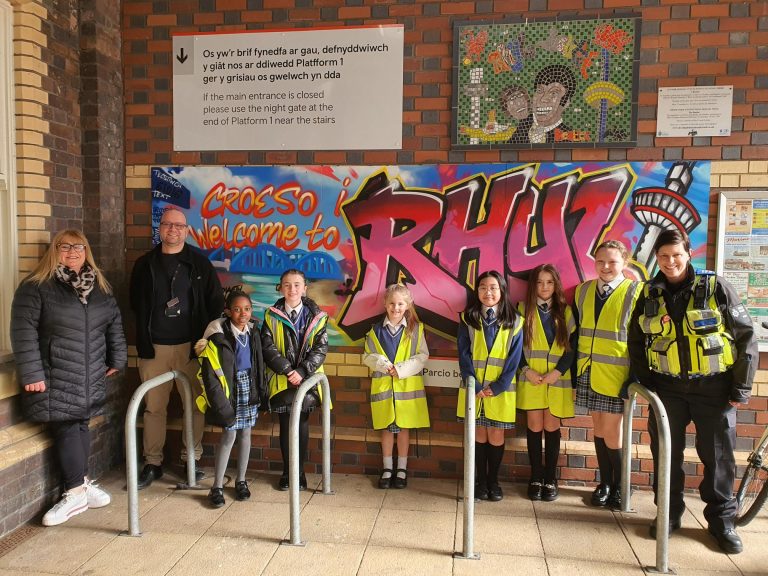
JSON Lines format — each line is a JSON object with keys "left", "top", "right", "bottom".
{"left": 656, "top": 85, "right": 732, "bottom": 138}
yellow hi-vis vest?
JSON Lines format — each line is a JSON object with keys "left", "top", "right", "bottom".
{"left": 517, "top": 302, "right": 576, "bottom": 418}
{"left": 575, "top": 278, "right": 640, "bottom": 397}
{"left": 637, "top": 273, "right": 735, "bottom": 377}
{"left": 365, "top": 323, "right": 430, "bottom": 430}
{"left": 264, "top": 309, "right": 329, "bottom": 406}
{"left": 456, "top": 312, "right": 523, "bottom": 423}
{"left": 196, "top": 339, "right": 230, "bottom": 415}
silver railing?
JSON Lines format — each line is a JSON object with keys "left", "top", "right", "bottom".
{"left": 283, "top": 372, "right": 334, "bottom": 546}
{"left": 124, "top": 370, "right": 198, "bottom": 537}
{"left": 454, "top": 376, "right": 479, "bottom": 560}
{"left": 622, "top": 383, "right": 671, "bottom": 574}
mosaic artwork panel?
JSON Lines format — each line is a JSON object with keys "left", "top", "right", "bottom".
{"left": 452, "top": 15, "right": 641, "bottom": 149}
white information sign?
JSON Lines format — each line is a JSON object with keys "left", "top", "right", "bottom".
{"left": 172, "top": 25, "right": 403, "bottom": 151}
{"left": 656, "top": 85, "right": 732, "bottom": 138}
{"left": 420, "top": 357, "right": 461, "bottom": 389}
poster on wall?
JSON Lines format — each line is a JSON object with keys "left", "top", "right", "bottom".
{"left": 172, "top": 25, "right": 403, "bottom": 151}
{"left": 451, "top": 14, "right": 640, "bottom": 149}
{"left": 717, "top": 191, "right": 768, "bottom": 352}
{"left": 152, "top": 162, "right": 710, "bottom": 376}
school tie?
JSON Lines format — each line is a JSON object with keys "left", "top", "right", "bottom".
{"left": 602, "top": 284, "right": 612, "bottom": 296}
{"left": 485, "top": 308, "right": 497, "bottom": 344}
{"left": 290, "top": 309, "right": 298, "bottom": 323}
{"left": 539, "top": 302, "right": 549, "bottom": 313}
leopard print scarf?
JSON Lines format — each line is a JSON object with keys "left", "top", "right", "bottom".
{"left": 54, "top": 263, "right": 96, "bottom": 304}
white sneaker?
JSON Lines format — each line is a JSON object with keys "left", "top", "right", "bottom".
{"left": 85, "top": 479, "right": 111, "bottom": 508}
{"left": 42, "top": 489, "right": 88, "bottom": 526}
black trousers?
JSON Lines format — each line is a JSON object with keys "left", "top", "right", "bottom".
{"left": 648, "top": 376, "right": 737, "bottom": 531}
{"left": 48, "top": 419, "right": 90, "bottom": 490}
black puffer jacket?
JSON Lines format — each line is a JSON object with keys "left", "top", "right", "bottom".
{"left": 195, "top": 318, "right": 267, "bottom": 427}
{"left": 261, "top": 297, "right": 328, "bottom": 410}
{"left": 10, "top": 278, "right": 128, "bottom": 422}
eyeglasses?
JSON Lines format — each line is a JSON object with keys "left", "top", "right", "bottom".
{"left": 159, "top": 222, "right": 187, "bottom": 231}
{"left": 57, "top": 243, "right": 86, "bottom": 253}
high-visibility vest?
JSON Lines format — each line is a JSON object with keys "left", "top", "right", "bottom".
{"left": 637, "top": 273, "right": 735, "bottom": 377}
{"left": 575, "top": 278, "right": 641, "bottom": 397}
{"left": 517, "top": 302, "right": 575, "bottom": 418}
{"left": 365, "top": 322, "right": 430, "bottom": 430}
{"left": 456, "top": 312, "right": 523, "bottom": 423}
{"left": 264, "top": 308, "right": 328, "bottom": 404}
{"left": 196, "top": 339, "right": 230, "bottom": 415}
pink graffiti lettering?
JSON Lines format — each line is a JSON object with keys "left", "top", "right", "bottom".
{"left": 339, "top": 165, "right": 635, "bottom": 340}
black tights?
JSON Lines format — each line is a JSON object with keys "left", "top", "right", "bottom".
{"left": 278, "top": 411, "right": 310, "bottom": 474}
{"left": 49, "top": 419, "right": 90, "bottom": 490}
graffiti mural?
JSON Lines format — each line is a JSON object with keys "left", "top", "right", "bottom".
{"left": 452, "top": 15, "right": 640, "bottom": 149}
{"left": 151, "top": 162, "right": 709, "bottom": 345}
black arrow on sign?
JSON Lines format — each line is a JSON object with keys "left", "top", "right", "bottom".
{"left": 176, "top": 48, "right": 188, "bottom": 64}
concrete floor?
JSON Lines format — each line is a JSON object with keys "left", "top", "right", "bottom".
{"left": 1, "top": 468, "right": 767, "bottom": 576}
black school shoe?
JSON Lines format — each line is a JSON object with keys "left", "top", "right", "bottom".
{"left": 378, "top": 469, "right": 393, "bottom": 489}
{"left": 708, "top": 526, "right": 743, "bottom": 554}
{"left": 208, "top": 487, "right": 225, "bottom": 508}
{"left": 474, "top": 481, "right": 489, "bottom": 501}
{"left": 488, "top": 483, "right": 503, "bottom": 502}
{"left": 591, "top": 483, "right": 611, "bottom": 506}
{"left": 392, "top": 469, "right": 407, "bottom": 489}
{"left": 235, "top": 480, "right": 251, "bottom": 501}
{"left": 541, "top": 481, "right": 559, "bottom": 502}
{"left": 278, "top": 473, "right": 307, "bottom": 491}
{"left": 527, "top": 480, "right": 543, "bottom": 501}
{"left": 607, "top": 487, "right": 622, "bottom": 511}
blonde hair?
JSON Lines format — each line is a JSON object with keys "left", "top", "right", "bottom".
{"left": 384, "top": 284, "right": 420, "bottom": 337}
{"left": 27, "top": 229, "right": 112, "bottom": 294}
{"left": 595, "top": 239, "right": 629, "bottom": 262}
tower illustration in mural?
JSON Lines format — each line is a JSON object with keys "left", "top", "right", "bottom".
{"left": 630, "top": 161, "right": 702, "bottom": 275}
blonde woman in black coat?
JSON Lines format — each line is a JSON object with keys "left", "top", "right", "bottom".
{"left": 11, "top": 229, "right": 127, "bottom": 526}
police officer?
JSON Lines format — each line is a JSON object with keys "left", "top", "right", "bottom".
{"left": 628, "top": 229, "right": 757, "bottom": 554}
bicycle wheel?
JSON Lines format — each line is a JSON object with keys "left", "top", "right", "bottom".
{"left": 736, "top": 433, "right": 768, "bottom": 526}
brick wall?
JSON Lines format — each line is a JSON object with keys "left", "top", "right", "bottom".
{"left": 119, "top": 0, "right": 768, "bottom": 497}
{"left": 1, "top": 0, "right": 125, "bottom": 538}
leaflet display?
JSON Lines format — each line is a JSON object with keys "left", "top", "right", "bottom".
{"left": 717, "top": 191, "right": 768, "bottom": 351}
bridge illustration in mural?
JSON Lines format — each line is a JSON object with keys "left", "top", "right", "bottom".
{"left": 209, "top": 244, "right": 343, "bottom": 279}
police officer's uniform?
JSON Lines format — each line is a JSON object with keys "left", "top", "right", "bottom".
{"left": 628, "top": 264, "right": 757, "bottom": 534}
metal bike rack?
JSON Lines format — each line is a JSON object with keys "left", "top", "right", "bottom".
{"left": 124, "top": 370, "right": 198, "bottom": 537}
{"left": 454, "top": 376, "right": 479, "bottom": 560}
{"left": 621, "top": 383, "right": 672, "bottom": 574}
{"left": 283, "top": 373, "right": 334, "bottom": 547}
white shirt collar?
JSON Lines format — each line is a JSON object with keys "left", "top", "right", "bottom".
{"left": 285, "top": 302, "right": 303, "bottom": 317}
{"left": 482, "top": 305, "right": 498, "bottom": 317}
{"left": 599, "top": 275, "right": 625, "bottom": 293}
{"left": 383, "top": 317, "right": 407, "bottom": 329}
{"left": 230, "top": 322, "right": 250, "bottom": 337}
{"left": 536, "top": 297, "right": 552, "bottom": 308}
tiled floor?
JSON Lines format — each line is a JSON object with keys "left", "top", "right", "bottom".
{"left": 1, "top": 468, "right": 767, "bottom": 576}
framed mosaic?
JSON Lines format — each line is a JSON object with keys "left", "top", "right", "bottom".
{"left": 452, "top": 14, "right": 641, "bottom": 150}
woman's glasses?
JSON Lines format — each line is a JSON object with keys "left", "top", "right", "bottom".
{"left": 57, "top": 243, "right": 86, "bottom": 253}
